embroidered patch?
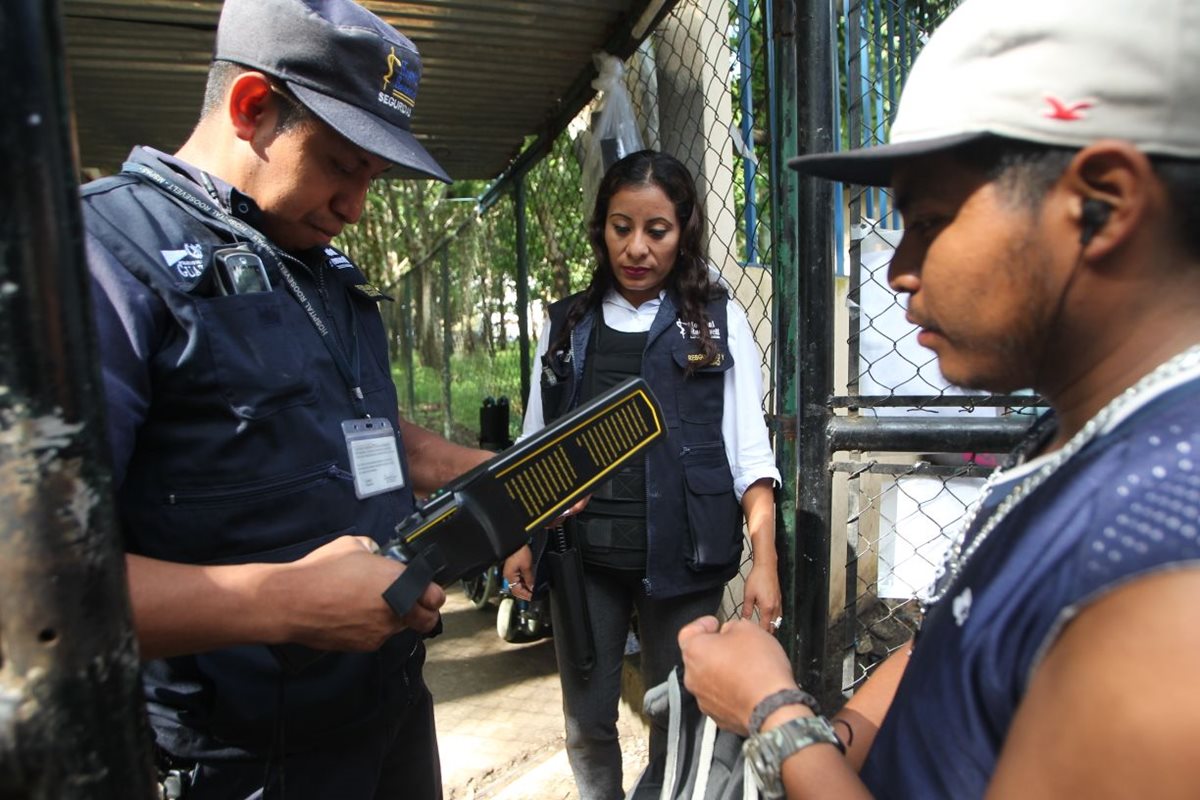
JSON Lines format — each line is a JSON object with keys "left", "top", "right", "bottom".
{"left": 686, "top": 352, "right": 724, "bottom": 366}
{"left": 1043, "top": 95, "right": 1095, "bottom": 121}
{"left": 675, "top": 319, "right": 723, "bottom": 339}
{"left": 351, "top": 283, "right": 392, "bottom": 301}
{"left": 160, "top": 243, "right": 205, "bottom": 279}
{"left": 379, "top": 46, "right": 418, "bottom": 120}
{"left": 322, "top": 247, "right": 355, "bottom": 270}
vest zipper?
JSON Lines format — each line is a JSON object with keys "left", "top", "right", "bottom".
{"left": 167, "top": 463, "right": 350, "bottom": 505}
{"left": 679, "top": 442, "right": 723, "bottom": 457}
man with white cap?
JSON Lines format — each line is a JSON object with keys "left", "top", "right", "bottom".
{"left": 677, "top": 0, "right": 1200, "bottom": 796}
{"left": 80, "top": 0, "right": 489, "bottom": 796}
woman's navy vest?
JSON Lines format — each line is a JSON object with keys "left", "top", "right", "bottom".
{"left": 540, "top": 291, "right": 743, "bottom": 598}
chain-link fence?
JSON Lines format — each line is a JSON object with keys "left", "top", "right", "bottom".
{"left": 334, "top": 0, "right": 1047, "bottom": 710}
{"left": 337, "top": 0, "right": 780, "bottom": 622}
{"left": 825, "top": 0, "right": 1047, "bottom": 702}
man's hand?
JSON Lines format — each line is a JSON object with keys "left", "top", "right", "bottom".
{"left": 126, "top": 535, "right": 446, "bottom": 660}
{"left": 503, "top": 544, "right": 535, "bottom": 601}
{"left": 678, "top": 616, "right": 800, "bottom": 735}
{"left": 271, "top": 535, "right": 445, "bottom": 651}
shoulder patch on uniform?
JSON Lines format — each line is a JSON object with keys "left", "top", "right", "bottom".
{"left": 350, "top": 282, "right": 393, "bottom": 302}
{"left": 322, "top": 246, "right": 356, "bottom": 270}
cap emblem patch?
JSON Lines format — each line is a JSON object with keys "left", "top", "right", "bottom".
{"left": 379, "top": 46, "right": 417, "bottom": 119}
{"left": 1043, "top": 95, "right": 1095, "bottom": 122}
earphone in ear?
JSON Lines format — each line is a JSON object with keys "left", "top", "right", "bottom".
{"left": 1080, "top": 198, "right": 1112, "bottom": 246}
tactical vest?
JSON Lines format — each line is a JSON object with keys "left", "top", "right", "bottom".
{"left": 81, "top": 149, "right": 420, "bottom": 758}
{"left": 573, "top": 319, "right": 650, "bottom": 569}
{"left": 540, "top": 291, "right": 743, "bottom": 598}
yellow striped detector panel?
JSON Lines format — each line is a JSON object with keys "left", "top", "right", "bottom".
{"left": 384, "top": 377, "right": 664, "bottom": 588}
{"left": 496, "top": 382, "right": 664, "bottom": 531}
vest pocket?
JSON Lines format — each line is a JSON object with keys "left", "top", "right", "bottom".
{"left": 680, "top": 443, "right": 742, "bottom": 570}
{"left": 164, "top": 461, "right": 352, "bottom": 508}
{"left": 539, "top": 353, "right": 572, "bottom": 420}
{"left": 157, "top": 461, "right": 355, "bottom": 563}
{"left": 671, "top": 343, "right": 733, "bottom": 424}
{"left": 194, "top": 292, "right": 316, "bottom": 419}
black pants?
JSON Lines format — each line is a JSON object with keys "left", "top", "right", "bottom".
{"left": 178, "top": 678, "right": 441, "bottom": 800}
{"left": 551, "top": 566, "right": 723, "bottom": 800}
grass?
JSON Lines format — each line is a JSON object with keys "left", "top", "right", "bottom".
{"left": 392, "top": 346, "right": 526, "bottom": 447}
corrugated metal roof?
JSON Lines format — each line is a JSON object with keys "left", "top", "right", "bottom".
{"left": 62, "top": 0, "right": 665, "bottom": 180}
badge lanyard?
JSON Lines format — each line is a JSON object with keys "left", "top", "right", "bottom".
{"left": 122, "top": 161, "right": 368, "bottom": 419}
{"left": 123, "top": 161, "right": 408, "bottom": 498}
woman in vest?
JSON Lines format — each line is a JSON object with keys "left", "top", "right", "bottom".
{"left": 502, "top": 150, "right": 782, "bottom": 800}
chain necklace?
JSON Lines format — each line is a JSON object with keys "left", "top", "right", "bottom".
{"left": 920, "top": 343, "right": 1200, "bottom": 609}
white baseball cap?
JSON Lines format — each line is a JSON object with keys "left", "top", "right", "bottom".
{"left": 789, "top": 0, "right": 1200, "bottom": 186}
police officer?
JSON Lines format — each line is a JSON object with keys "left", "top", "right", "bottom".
{"left": 82, "top": 0, "right": 491, "bottom": 796}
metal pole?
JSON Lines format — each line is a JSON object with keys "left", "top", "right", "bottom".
{"left": 514, "top": 176, "right": 531, "bottom": 412}
{"left": 737, "top": 0, "right": 760, "bottom": 265}
{"left": 440, "top": 247, "right": 453, "bottom": 439}
{"left": 828, "top": 415, "right": 1033, "bottom": 453}
{"left": 794, "top": 0, "right": 838, "bottom": 703}
{"left": 0, "top": 1, "right": 157, "bottom": 796}
{"left": 402, "top": 275, "right": 417, "bottom": 416}
{"left": 770, "top": 0, "right": 803, "bottom": 672}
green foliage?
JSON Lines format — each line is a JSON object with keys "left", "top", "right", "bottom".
{"left": 394, "top": 348, "right": 525, "bottom": 446}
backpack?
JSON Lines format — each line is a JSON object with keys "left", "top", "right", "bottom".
{"left": 626, "top": 666, "right": 760, "bottom": 800}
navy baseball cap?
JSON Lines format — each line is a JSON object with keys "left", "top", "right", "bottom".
{"left": 215, "top": 0, "right": 450, "bottom": 183}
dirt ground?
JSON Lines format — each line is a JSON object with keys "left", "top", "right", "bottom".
{"left": 426, "top": 586, "right": 650, "bottom": 799}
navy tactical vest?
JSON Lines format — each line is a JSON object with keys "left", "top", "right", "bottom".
{"left": 540, "top": 291, "right": 742, "bottom": 598}
{"left": 81, "top": 149, "right": 421, "bottom": 758}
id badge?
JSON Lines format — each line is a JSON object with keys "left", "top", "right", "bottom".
{"left": 342, "top": 418, "right": 405, "bottom": 499}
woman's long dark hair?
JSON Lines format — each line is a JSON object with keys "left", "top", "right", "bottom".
{"left": 550, "top": 149, "right": 724, "bottom": 372}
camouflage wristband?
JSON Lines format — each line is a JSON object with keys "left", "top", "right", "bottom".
{"left": 748, "top": 688, "right": 821, "bottom": 735}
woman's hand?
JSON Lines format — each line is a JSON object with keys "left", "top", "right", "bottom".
{"left": 503, "top": 544, "right": 535, "bottom": 601}
{"left": 743, "top": 559, "right": 782, "bottom": 633}
{"left": 739, "top": 480, "right": 782, "bottom": 632}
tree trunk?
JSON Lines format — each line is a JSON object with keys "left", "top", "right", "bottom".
{"left": 532, "top": 194, "right": 571, "bottom": 299}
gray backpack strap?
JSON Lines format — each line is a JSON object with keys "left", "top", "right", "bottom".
{"left": 627, "top": 666, "right": 759, "bottom": 800}
{"left": 690, "top": 716, "right": 718, "bottom": 800}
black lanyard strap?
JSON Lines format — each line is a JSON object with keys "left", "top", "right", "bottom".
{"left": 122, "top": 161, "right": 368, "bottom": 417}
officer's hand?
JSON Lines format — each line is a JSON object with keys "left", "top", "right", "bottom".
{"left": 276, "top": 535, "right": 445, "bottom": 651}
{"left": 678, "top": 616, "right": 799, "bottom": 735}
{"left": 560, "top": 494, "right": 591, "bottom": 519}
{"left": 503, "top": 545, "right": 535, "bottom": 601}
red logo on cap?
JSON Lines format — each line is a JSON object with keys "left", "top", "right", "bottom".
{"left": 1044, "top": 95, "right": 1094, "bottom": 122}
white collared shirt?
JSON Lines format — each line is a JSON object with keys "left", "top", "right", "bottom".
{"left": 522, "top": 289, "right": 781, "bottom": 501}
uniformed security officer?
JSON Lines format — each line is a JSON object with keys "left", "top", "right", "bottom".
{"left": 81, "top": 0, "right": 491, "bottom": 796}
